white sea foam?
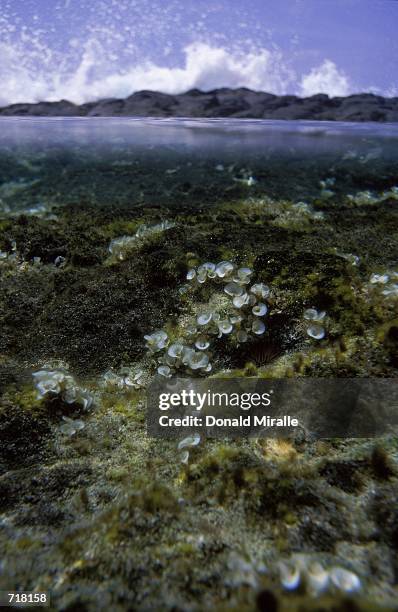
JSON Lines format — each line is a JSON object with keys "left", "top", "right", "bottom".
{"left": 300, "top": 60, "right": 351, "bottom": 97}
{"left": 0, "top": 40, "right": 298, "bottom": 105}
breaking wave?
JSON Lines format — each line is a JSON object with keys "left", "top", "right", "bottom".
{"left": 0, "top": 40, "right": 299, "bottom": 105}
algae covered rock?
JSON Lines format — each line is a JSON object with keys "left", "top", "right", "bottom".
{"left": 1, "top": 139, "right": 398, "bottom": 610}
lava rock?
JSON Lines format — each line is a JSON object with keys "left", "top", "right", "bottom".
{"left": 1, "top": 89, "right": 397, "bottom": 121}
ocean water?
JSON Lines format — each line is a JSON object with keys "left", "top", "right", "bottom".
{"left": 1, "top": 118, "right": 398, "bottom": 610}
{"left": 1, "top": 117, "right": 398, "bottom": 213}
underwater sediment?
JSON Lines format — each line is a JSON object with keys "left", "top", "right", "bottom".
{"left": 0, "top": 120, "right": 398, "bottom": 610}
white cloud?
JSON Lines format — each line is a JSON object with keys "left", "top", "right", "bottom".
{"left": 299, "top": 60, "right": 352, "bottom": 97}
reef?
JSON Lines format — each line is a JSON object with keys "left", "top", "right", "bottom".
{"left": 0, "top": 153, "right": 398, "bottom": 611}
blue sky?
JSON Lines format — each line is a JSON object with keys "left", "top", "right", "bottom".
{"left": 0, "top": 0, "right": 397, "bottom": 104}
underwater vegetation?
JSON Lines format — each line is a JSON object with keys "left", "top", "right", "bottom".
{"left": 108, "top": 220, "right": 176, "bottom": 262}
{"left": 145, "top": 262, "right": 271, "bottom": 377}
{"left": 33, "top": 369, "right": 93, "bottom": 409}
{"left": 347, "top": 186, "right": 398, "bottom": 206}
{"left": 0, "top": 150, "right": 398, "bottom": 611}
{"left": 304, "top": 308, "right": 327, "bottom": 340}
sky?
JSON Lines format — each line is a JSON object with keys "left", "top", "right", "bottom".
{"left": 0, "top": 0, "right": 397, "bottom": 105}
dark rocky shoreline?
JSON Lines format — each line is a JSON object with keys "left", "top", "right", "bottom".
{"left": 1, "top": 88, "right": 398, "bottom": 121}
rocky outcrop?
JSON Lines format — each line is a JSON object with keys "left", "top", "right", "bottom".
{"left": 1, "top": 89, "right": 397, "bottom": 121}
